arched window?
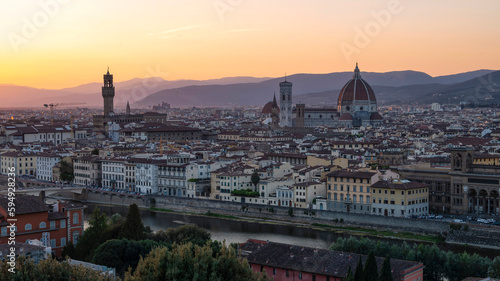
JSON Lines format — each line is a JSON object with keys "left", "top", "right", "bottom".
{"left": 25, "top": 224, "right": 32, "bottom": 231}
{"left": 39, "top": 222, "right": 46, "bottom": 229}
{"left": 73, "top": 213, "right": 79, "bottom": 224}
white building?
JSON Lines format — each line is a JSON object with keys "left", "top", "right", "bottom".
{"left": 276, "top": 186, "right": 294, "bottom": 207}
{"left": 431, "top": 103, "right": 442, "bottom": 111}
{"left": 219, "top": 172, "right": 253, "bottom": 201}
{"left": 257, "top": 178, "right": 295, "bottom": 198}
{"left": 125, "top": 162, "right": 136, "bottom": 192}
{"left": 102, "top": 159, "right": 126, "bottom": 190}
{"left": 293, "top": 181, "right": 326, "bottom": 208}
{"left": 158, "top": 163, "right": 187, "bottom": 197}
{"left": 36, "top": 153, "right": 61, "bottom": 181}
{"left": 135, "top": 160, "right": 159, "bottom": 194}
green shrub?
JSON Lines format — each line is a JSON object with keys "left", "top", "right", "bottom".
{"left": 231, "top": 189, "right": 259, "bottom": 197}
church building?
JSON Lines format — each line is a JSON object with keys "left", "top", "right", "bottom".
{"left": 93, "top": 68, "right": 169, "bottom": 133}
{"left": 265, "top": 64, "right": 383, "bottom": 129}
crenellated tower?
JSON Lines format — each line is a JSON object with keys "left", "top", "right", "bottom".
{"left": 102, "top": 67, "right": 115, "bottom": 116}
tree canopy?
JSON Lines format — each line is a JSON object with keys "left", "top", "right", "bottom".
{"left": 0, "top": 257, "right": 117, "bottom": 281}
{"left": 124, "top": 242, "right": 268, "bottom": 281}
{"left": 330, "top": 236, "right": 496, "bottom": 281}
{"left": 92, "top": 239, "right": 166, "bottom": 276}
{"left": 364, "top": 251, "right": 379, "bottom": 281}
{"left": 148, "top": 224, "right": 211, "bottom": 246}
{"left": 354, "top": 255, "right": 364, "bottom": 281}
{"left": 251, "top": 171, "right": 260, "bottom": 188}
{"left": 72, "top": 207, "right": 109, "bottom": 261}
{"left": 379, "top": 256, "right": 393, "bottom": 281}
{"left": 119, "top": 204, "right": 145, "bottom": 240}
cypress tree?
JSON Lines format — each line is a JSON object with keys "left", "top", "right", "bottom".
{"left": 119, "top": 203, "right": 145, "bottom": 240}
{"left": 364, "top": 251, "right": 379, "bottom": 281}
{"left": 354, "top": 255, "right": 364, "bottom": 281}
{"left": 379, "top": 256, "right": 393, "bottom": 281}
{"left": 346, "top": 266, "right": 354, "bottom": 281}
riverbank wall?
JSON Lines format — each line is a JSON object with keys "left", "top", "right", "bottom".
{"left": 74, "top": 190, "right": 500, "bottom": 247}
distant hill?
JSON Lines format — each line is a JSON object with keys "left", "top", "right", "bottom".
{"left": 1, "top": 69, "right": 497, "bottom": 108}
{"left": 137, "top": 70, "right": 490, "bottom": 108}
{"left": 433, "top": 69, "right": 496, "bottom": 85}
{"left": 413, "top": 70, "right": 500, "bottom": 105}
{"left": 0, "top": 76, "right": 270, "bottom": 108}
{"left": 294, "top": 83, "right": 448, "bottom": 106}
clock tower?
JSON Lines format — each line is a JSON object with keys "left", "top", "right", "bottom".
{"left": 102, "top": 67, "right": 115, "bottom": 116}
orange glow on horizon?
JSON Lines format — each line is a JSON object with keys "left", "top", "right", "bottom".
{"left": 0, "top": 0, "right": 499, "bottom": 89}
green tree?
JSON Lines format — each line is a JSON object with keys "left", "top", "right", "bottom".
{"left": 149, "top": 224, "right": 211, "bottom": 246}
{"left": 91, "top": 148, "right": 99, "bottom": 155}
{"left": 74, "top": 207, "right": 109, "bottom": 261}
{"left": 119, "top": 203, "right": 145, "bottom": 240}
{"left": 364, "top": 251, "right": 379, "bottom": 281}
{"left": 60, "top": 160, "right": 74, "bottom": 182}
{"left": 0, "top": 256, "right": 116, "bottom": 281}
{"left": 345, "top": 266, "right": 354, "bottom": 281}
{"left": 251, "top": 170, "right": 260, "bottom": 188}
{"left": 92, "top": 238, "right": 165, "bottom": 276}
{"left": 329, "top": 237, "right": 493, "bottom": 281}
{"left": 354, "top": 256, "right": 364, "bottom": 281}
{"left": 379, "top": 256, "right": 393, "bottom": 281}
{"left": 109, "top": 213, "right": 125, "bottom": 226}
{"left": 124, "top": 242, "right": 266, "bottom": 281}
{"left": 489, "top": 256, "right": 500, "bottom": 280}
{"left": 61, "top": 241, "right": 76, "bottom": 258}
{"left": 288, "top": 207, "right": 294, "bottom": 217}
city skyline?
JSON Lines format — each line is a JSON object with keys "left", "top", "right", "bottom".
{"left": 1, "top": 0, "right": 500, "bottom": 88}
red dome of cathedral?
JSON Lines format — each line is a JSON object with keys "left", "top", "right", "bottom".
{"left": 262, "top": 94, "right": 279, "bottom": 115}
{"left": 337, "top": 63, "right": 376, "bottom": 105}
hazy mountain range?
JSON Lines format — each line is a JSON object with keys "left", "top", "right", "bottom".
{"left": 0, "top": 69, "right": 497, "bottom": 109}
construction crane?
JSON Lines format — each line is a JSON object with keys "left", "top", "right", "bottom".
{"left": 43, "top": 102, "right": 86, "bottom": 125}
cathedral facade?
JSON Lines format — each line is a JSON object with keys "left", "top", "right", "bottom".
{"left": 265, "top": 64, "right": 383, "bottom": 129}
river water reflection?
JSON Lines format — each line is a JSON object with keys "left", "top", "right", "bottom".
{"left": 85, "top": 204, "right": 341, "bottom": 248}
{"left": 84, "top": 204, "right": 499, "bottom": 258}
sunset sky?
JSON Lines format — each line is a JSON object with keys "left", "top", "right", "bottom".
{"left": 1, "top": 0, "right": 499, "bottom": 89}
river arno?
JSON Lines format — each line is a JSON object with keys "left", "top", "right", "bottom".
{"left": 84, "top": 204, "right": 499, "bottom": 258}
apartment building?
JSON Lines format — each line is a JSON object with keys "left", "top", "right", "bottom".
{"left": 36, "top": 153, "right": 61, "bottom": 181}
{"left": 371, "top": 179, "right": 429, "bottom": 218}
{"left": 325, "top": 170, "right": 378, "bottom": 214}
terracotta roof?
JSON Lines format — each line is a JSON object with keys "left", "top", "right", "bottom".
{"left": 370, "top": 112, "right": 383, "bottom": 120}
{"left": 371, "top": 180, "right": 427, "bottom": 190}
{"left": 339, "top": 113, "right": 353, "bottom": 121}
{"left": 337, "top": 65, "right": 376, "bottom": 104}
{"left": 240, "top": 240, "right": 422, "bottom": 280}
{"left": 326, "top": 170, "right": 376, "bottom": 179}
{"left": 0, "top": 195, "right": 48, "bottom": 215}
